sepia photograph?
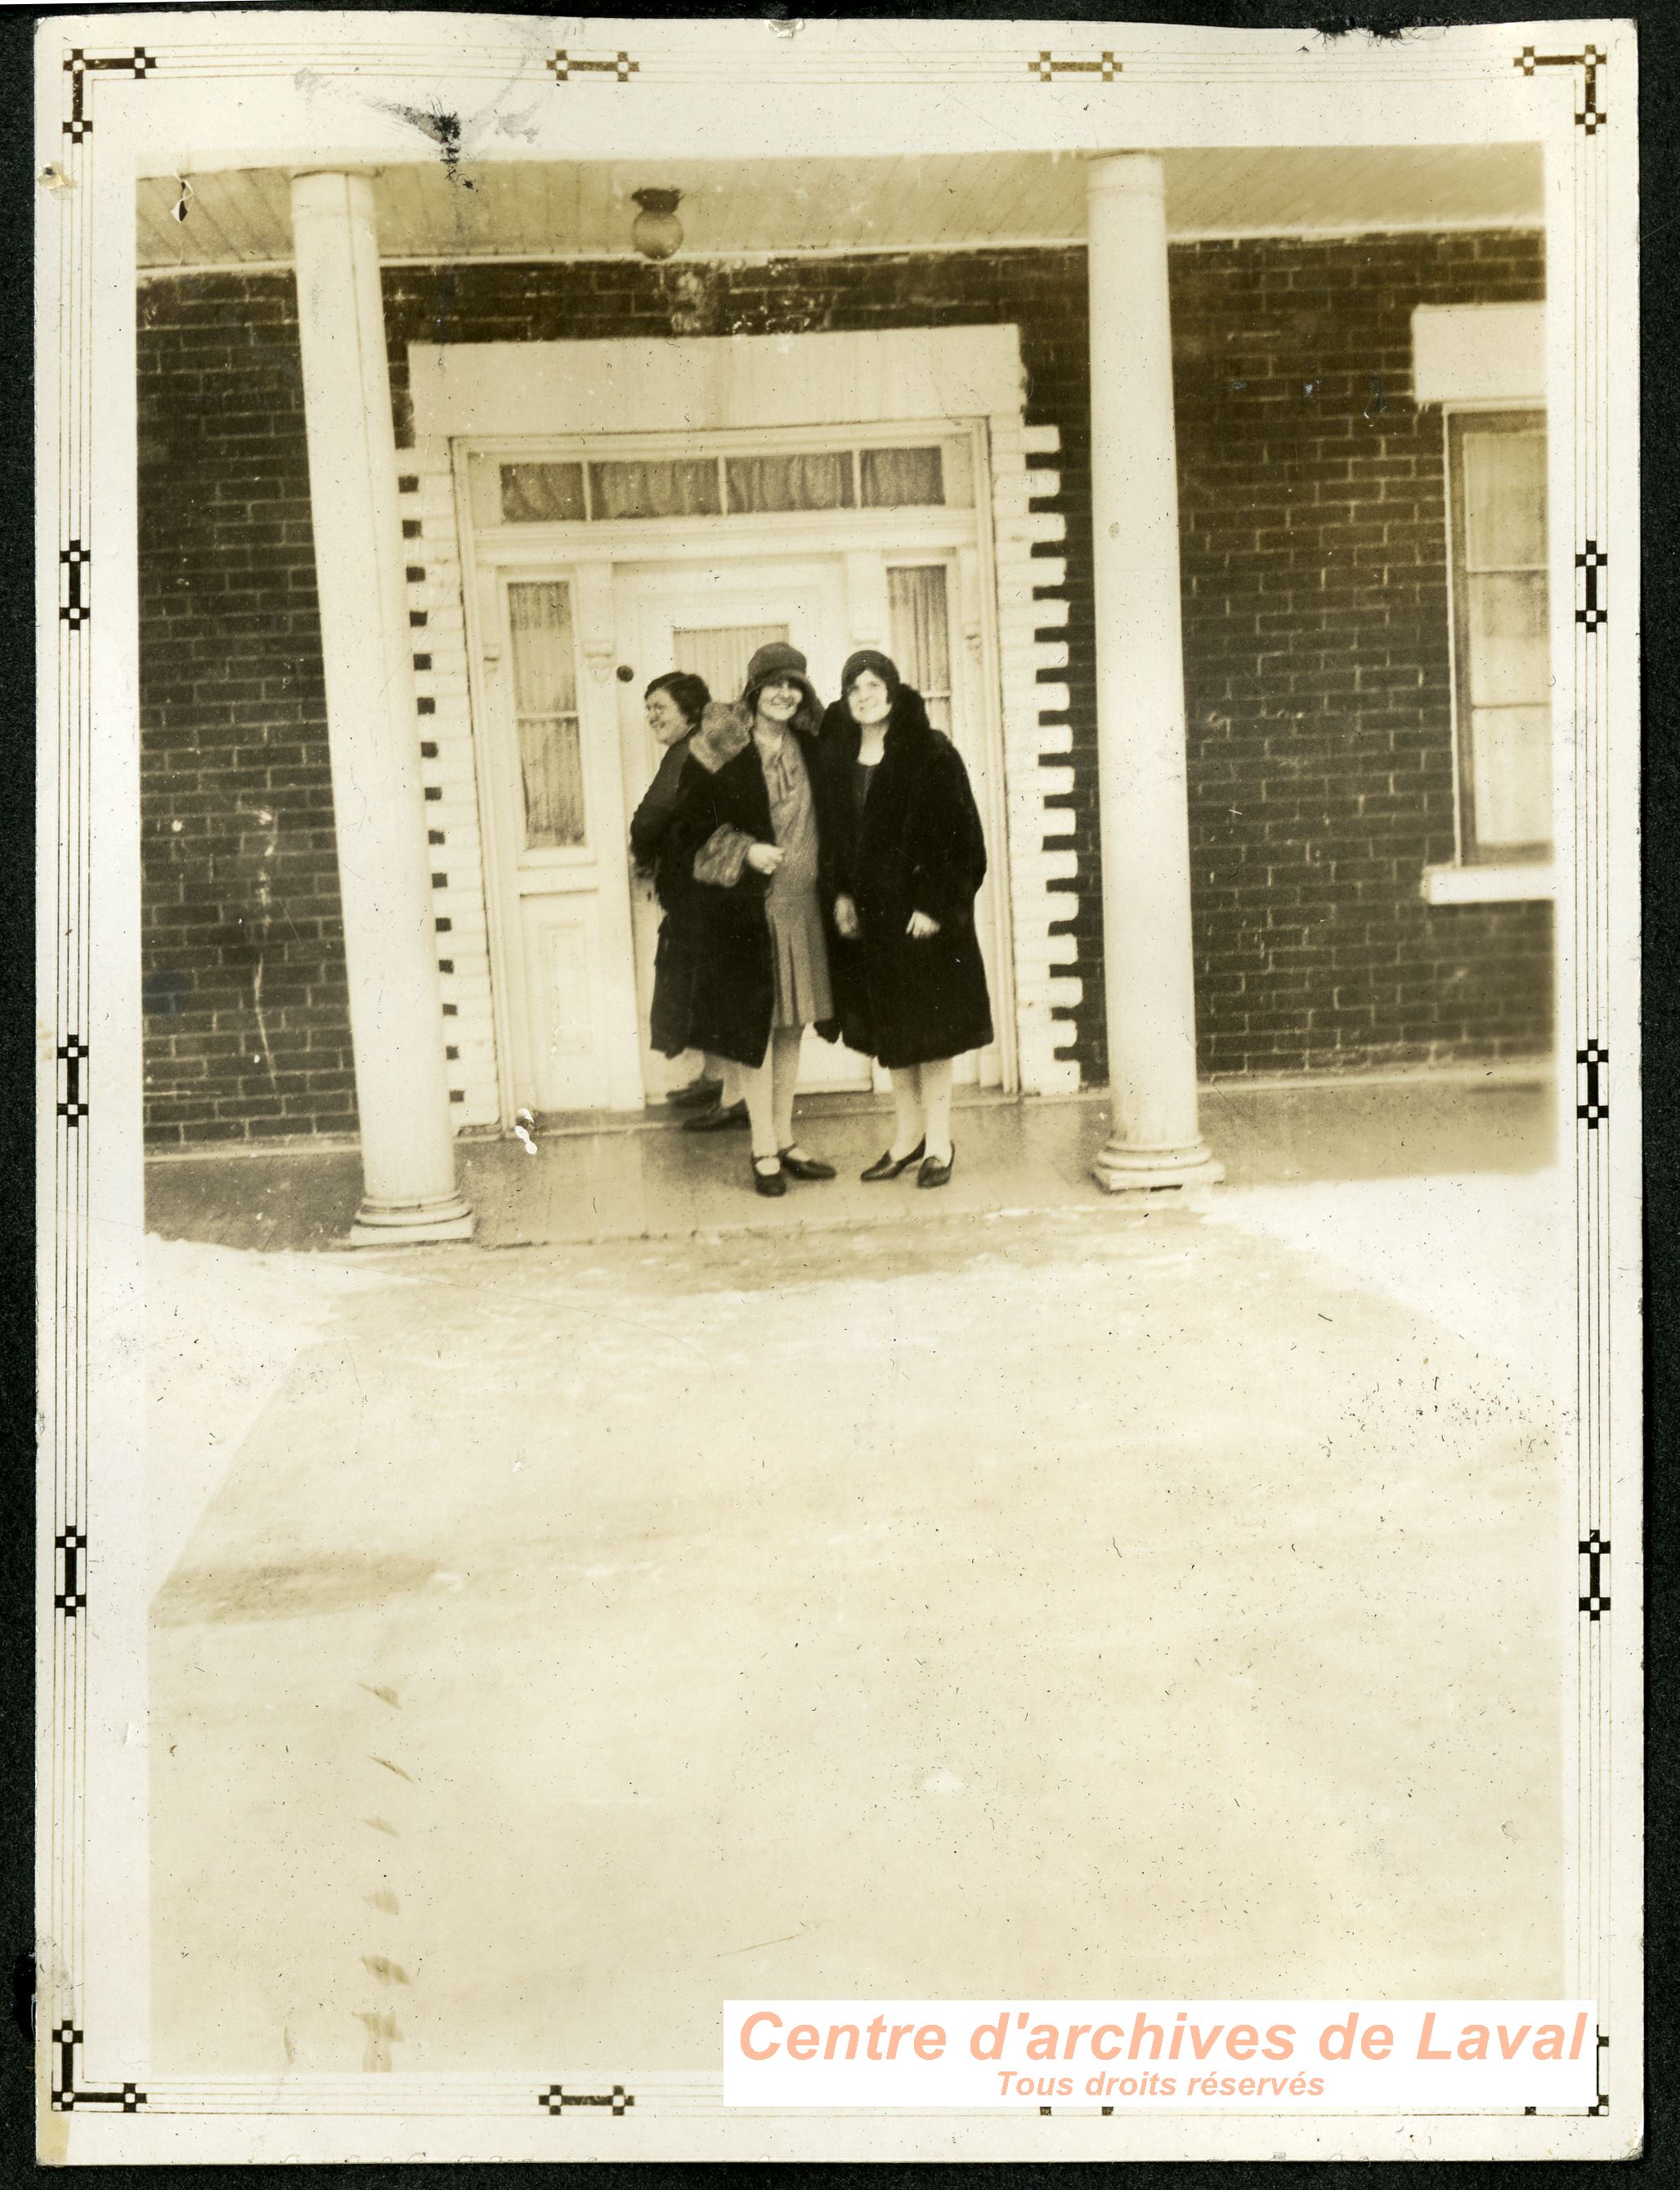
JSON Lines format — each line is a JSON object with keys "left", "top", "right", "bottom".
{"left": 36, "top": 11, "right": 1640, "bottom": 2163}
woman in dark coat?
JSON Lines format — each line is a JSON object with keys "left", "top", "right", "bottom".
{"left": 819, "top": 649, "right": 992, "bottom": 1189}
{"left": 629, "top": 671, "right": 747, "bottom": 1132}
{"left": 659, "top": 641, "right": 842, "bottom": 1198}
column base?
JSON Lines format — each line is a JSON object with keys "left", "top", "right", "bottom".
{"left": 347, "top": 1194, "right": 474, "bottom": 1247}
{"left": 1091, "top": 1138, "right": 1225, "bottom": 1196}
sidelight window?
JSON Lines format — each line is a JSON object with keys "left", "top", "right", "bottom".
{"left": 506, "top": 580, "right": 586, "bottom": 849}
{"left": 888, "top": 565, "right": 955, "bottom": 734}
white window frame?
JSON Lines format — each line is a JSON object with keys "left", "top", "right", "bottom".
{"left": 1422, "top": 400, "right": 1557, "bottom": 907}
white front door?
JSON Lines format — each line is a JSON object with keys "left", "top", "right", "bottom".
{"left": 477, "top": 543, "right": 1011, "bottom": 1117}
{"left": 615, "top": 557, "right": 876, "bottom": 1098}
{"left": 477, "top": 562, "right": 644, "bottom": 1115}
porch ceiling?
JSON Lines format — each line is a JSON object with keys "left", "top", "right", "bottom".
{"left": 137, "top": 144, "right": 1541, "bottom": 270}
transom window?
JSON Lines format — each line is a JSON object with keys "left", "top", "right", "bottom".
{"left": 471, "top": 437, "right": 970, "bottom": 528}
{"left": 1446, "top": 411, "right": 1552, "bottom": 862}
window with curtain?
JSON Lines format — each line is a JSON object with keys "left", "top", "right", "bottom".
{"left": 499, "top": 462, "right": 586, "bottom": 524}
{"left": 506, "top": 580, "right": 585, "bottom": 849}
{"left": 888, "top": 565, "right": 954, "bottom": 734}
{"left": 589, "top": 459, "right": 722, "bottom": 521}
{"left": 480, "top": 440, "right": 965, "bottom": 525}
{"left": 862, "top": 446, "right": 945, "bottom": 508}
{"left": 724, "top": 451, "right": 855, "bottom": 514}
{"left": 1447, "top": 412, "right": 1552, "bottom": 862}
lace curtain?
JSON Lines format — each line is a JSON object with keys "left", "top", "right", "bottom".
{"left": 507, "top": 581, "right": 585, "bottom": 848}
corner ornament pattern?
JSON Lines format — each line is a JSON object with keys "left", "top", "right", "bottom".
{"left": 1514, "top": 43, "right": 1606, "bottom": 134}
{"left": 63, "top": 47, "right": 156, "bottom": 143}
{"left": 52, "top": 2026, "right": 146, "bottom": 2114}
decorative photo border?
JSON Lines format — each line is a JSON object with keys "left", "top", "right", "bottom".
{"left": 34, "top": 14, "right": 1640, "bottom": 2163}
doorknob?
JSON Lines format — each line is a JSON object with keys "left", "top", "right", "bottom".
{"left": 616, "top": 663, "right": 635, "bottom": 683}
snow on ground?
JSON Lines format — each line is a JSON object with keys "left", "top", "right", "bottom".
{"left": 145, "top": 1238, "right": 408, "bottom": 1597}
{"left": 1204, "top": 1167, "right": 1569, "bottom": 1408}
{"left": 146, "top": 1167, "right": 1568, "bottom": 1597}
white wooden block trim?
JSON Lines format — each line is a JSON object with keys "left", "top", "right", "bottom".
{"left": 397, "top": 354, "right": 1093, "bottom": 1122}
{"left": 400, "top": 436, "right": 501, "bottom": 1131}
{"left": 985, "top": 414, "right": 1083, "bottom": 1094}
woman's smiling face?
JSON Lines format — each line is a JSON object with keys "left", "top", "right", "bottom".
{"left": 756, "top": 679, "right": 802, "bottom": 723}
{"left": 645, "top": 688, "right": 690, "bottom": 746}
{"left": 847, "top": 670, "right": 894, "bottom": 727}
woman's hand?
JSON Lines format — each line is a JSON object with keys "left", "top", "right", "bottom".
{"left": 745, "top": 841, "right": 786, "bottom": 876}
{"left": 834, "top": 894, "right": 862, "bottom": 940}
{"left": 906, "top": 911, "right": 941, "bottom": 940}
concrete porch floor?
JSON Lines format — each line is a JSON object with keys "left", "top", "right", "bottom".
{"left": 145, "top": 1069, "right": 1568, "bottom": 2079}
{"left": 144, "top": 1072, "right": 1555, "bottom": 1252}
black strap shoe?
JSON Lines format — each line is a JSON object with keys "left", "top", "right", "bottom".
{"left": 751, "top": 1155, "right": 788, "bottom": 1198}
{"left": 778, "top": 1146, "right": 836, "bottom": 1180}
{"left": 861, "top": 1139, "right": 925, "bottom": 1182}
{"left": 684, "top": 1099, "right": 749, "bottom": 1134}
{"left": 916, "top": 1145, "right": 955, "bottom": 1189}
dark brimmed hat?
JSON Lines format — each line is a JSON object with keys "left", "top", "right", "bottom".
{"left": 741, "top": 641, "right": 821, "bottom": 718}
{"left": 840, "top": 649, "right": 903, "bottom": 700}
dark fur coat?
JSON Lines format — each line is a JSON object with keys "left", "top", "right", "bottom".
{"left": 817, "top": 687, "right": 993, "bottom": 1070}
{"left": 655, "top": 693, "right": 842, "bottom": 1068}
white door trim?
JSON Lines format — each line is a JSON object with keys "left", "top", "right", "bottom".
{"left": 414, "top": 324, "right": 1074, "bottom": 1126}
{"left": 410, "top": 326, "right": 1027, "bottom": 441}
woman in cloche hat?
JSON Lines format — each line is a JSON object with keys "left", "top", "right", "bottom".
{"left": 818, "top": 648, "right": 992, "bottom": 1189}
{"left": 659, "top": 643, "right": 844, "bottom": 1197}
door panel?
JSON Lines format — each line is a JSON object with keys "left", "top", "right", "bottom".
{"left": 479, "top": 562, "right": 643, "bottom": 1115}
{"left": 672, "top": 622, "right": 788, "bottom": 705}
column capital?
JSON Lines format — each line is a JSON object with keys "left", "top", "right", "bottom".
{"left": 1084, "top": 150, "right": 1167, "bottom": 200}
{"left": 289, "top": 167, "right": 383, "bottom": 217}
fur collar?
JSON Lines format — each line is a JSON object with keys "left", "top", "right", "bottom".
{"left": 689, "top": 700, "right": 753, "bottom": 774}
{"left": 691, "top": 696, "right": 824, "bottom": 773}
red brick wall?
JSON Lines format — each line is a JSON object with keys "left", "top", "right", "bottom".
{"left": 1172, "top": 231, "right": 1552, "bottom": 1075}
{"left": 138, "top": 271, "right": 356, "bottom": 1146}
{"left": 137, "top": 231, "right": 1550, "bottom": 1144}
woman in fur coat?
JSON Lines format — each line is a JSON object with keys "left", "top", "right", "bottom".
{"left": 659, "top": 642, "right": 843, "bottom": 1198}
{"left": 629, "top": 670, "right": 748, "bottom": 1132}
{"left": 818, "top": 649, "right": 992, "bottom": 1188}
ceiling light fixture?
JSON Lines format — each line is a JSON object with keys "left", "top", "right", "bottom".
{"left": 630, "top": 187, "right": 683, "bottom": 262}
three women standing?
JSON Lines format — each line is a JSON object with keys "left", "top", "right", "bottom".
{"left": 647, "top": 639, "right": 992, "bottom": 1197}
{"left": 819, "top": 650, "right": 992, "bottom": 1187}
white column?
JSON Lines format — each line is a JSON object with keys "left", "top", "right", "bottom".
{"left": 290, "top": 169, "right": 473, "bottom": 1243}
{"left": 1086, "top": 153, "right": 1223, "bottom": 1193}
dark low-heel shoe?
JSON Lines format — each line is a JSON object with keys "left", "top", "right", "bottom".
{"left": 777, "top": 1148, "right": 836, "bottom": 1181}
{"left": 916, "top": 1146, "right": 955, "bottom": 1189}
{"left": 861, "top": 1139, "right": 925, "bottom": 1182}
{"left": 668, "top": 1075, "right": 724, "bottom": 1110}
{"left": 751, "top": 1157, "right": 787, "bottom": 1198}
{"left": 684, "top": 1099, "right": 749, "bottom": 1134}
